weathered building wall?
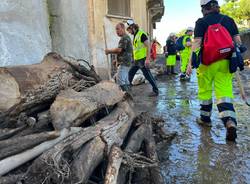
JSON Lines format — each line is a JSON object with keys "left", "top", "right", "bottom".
{"left": 241, "top": 31, "right": 250, "bottom": 59}
{"left": 131, "top": 0, "right": 149, "bottom": 32}
{"left": 88, "top": 0, "right": 113, "bottom": 79}
{"left": 0, "top": 0, "right": 164, "bottom": 79}
{"left": 89, "top": 0, "right": 154, "bottom": 79}
{"left": 0, "top": 0, "right": 51, "bottom": 66}
{"left": 47, "top": 0, "right": 90, "bottom": 62}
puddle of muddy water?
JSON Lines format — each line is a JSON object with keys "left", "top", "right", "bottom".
{"left": 132, "top": 68, "right": 250, "bottom": 184}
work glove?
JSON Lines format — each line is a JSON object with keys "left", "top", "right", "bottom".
{"left": 229, "top": 44, "right": 247, "bottom": 73}
{"left": 191, "top": 49, "right": 201, "bottom": 69}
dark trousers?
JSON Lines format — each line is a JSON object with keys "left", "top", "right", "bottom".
{"left": 128, "top": 58, "right": 158, "bottom": 93}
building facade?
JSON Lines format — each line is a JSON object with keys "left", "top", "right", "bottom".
{"left": 0, "top": 0, "right": 164, "bottom": 79}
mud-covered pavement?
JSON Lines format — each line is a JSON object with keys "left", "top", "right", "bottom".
{"left": 131, "top": 61, "right": 250, "bottom": 184}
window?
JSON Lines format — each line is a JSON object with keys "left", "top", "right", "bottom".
{"left": 108, "top": 0, "right": 130, "bottom": 17}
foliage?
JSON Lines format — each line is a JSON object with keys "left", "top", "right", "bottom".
{"left": 220, "top": 0, "right": 250, "bottom": 28}
{"left": 176, "top": 29, "right": 186, "bottom": 37}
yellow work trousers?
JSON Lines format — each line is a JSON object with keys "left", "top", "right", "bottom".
{"left": 166, "top": 55, "right": 176, "bottom": 66}
{"left": 180, "top": 51, "right": 191, "bottom": 73}
{"left": 197, "top": 59, "right": 234, "bottom": 101}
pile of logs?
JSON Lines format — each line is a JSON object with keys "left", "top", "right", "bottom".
{"left": 0, "top": 53, "right": 175, "bottom": 184}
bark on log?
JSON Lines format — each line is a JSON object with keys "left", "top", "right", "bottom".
{"left": 0, "top": 53, "right": 73, "bottom": 112}
{"left": 69, "top": 137, "right": 106, "bottom": 184}
{"left": 0, "top": 125, "right": 27, "bottom": 141}
{"left": 62, "top": 56, "right": 101, "bottom": 82}
{"left": 0, "top": 128, "right": 81, "bottom": 176}
{"left": 22, "top": 100, "right": 134, "bottom": 183}
{"left": 0, "top": 174, "right": 23, "bottom": 184}
{"left": 50, "top": 81, "right": 124, "bottom": 130}
{"left": 22, "top": 125, "right": 101, "bottom": 184}
{"left": 0, "top": 52, "right": 99, "bottom": 124}
{"left": 0, "top": 131, "right": 60, "bottom": 160}
{"left": 70, "top": 100, "right": 135, "bottom": 183}
{"left": 117, "top": 122, "right": 150, "bottom": 184}
{"left": 104, "top": 145, "right": 123, "bottom": 184}
{"left": 144, "top": 122, "right": 165, "bottom": 184}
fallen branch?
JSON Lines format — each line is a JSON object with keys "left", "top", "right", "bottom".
{"left": 0, "top": 127, "right": 81, "bottom": 176}
{"left": 144, "top": 120, "right": 165, "bottom": 184}
{"left": 0, "top": 125, "right": 27, "bottom": 141}
{"left": 104, "top": 145, "right": 123, "bottom": 184}
{"left": 50, "top": 81, "right": 125, "bottom": 130}
{"left": 23, "top": 100, "right": 134, "bottom": 183}
{"left": 117, "top": 122, "right": 150, "bottom": 184}
{"left": 0, "top": 131, "right": 60, "bottom": 160}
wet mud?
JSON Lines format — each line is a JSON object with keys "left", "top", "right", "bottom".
{"left": 131, "top": 63, "right": 250, "bottom": 184}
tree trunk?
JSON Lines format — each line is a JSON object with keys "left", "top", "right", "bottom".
{"left": 117, "top": 122, "right": 150, "bottom": 184}
{"left": 50, "top": 81, "right": 125, "bottom": 130}
{"left": 0, "top": 128, "right": 81, "bottom": 176}
{"left": 0, "top": 125, "right": 27, "bottom": 141}
{"left": 0, "top": 131, "right": 60, "bottom": 160}
{"left": 144, "top": 122, "right": 165, "bottom": 184}
{"left": 0, "top": 52, "right": 100, "bottom": 125}
{"left": 69, "top": 136, "right": 106, "bottom": 184}
{"left": 23, "top": 100, "right": 134, "bottom": 184}
{"left": 104, "top": 145, "right": 123, "bottom": 184}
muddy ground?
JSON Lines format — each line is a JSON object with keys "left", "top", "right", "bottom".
{"left": 131, "top": 57, "right": 250, "bottom": 184}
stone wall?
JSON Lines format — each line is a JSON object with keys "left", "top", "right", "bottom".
{"left": 0, "top": 0, "right": 90, "bottom": 67}
{"left": 47, "top": 0, "right": 90, "bottom": 62}
{"left": 241, "top": 30, "right": 250, "bottom": 59}
{"left": 0, "top": 0, "right": 51, "bottom": 66}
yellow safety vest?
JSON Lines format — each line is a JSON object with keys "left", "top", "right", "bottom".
{"left": 133, "top": 29, "right": 147, "bottom": 60}
{"left": 182, "top": 35, "right": 192, "bottom": 53}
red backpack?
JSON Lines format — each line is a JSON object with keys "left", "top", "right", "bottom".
{"left": 202, "top": 16, "right": 234, "bottom": 65}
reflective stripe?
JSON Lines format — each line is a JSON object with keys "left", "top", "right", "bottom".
{"left": 219, "top": 110, "right": 236, "bottom": 119}
{"left": 217, "top": 97, "right": 233, "bottom": 104}
{"left": 200, "top": 99, "right": 213, "bottom": 105}
{"left": 201, "top": 110, "right": 212, "bottom": 117}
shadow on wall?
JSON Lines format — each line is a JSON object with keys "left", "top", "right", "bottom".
{"left": 241, "top": 30, "right": 250, "bottom": 59}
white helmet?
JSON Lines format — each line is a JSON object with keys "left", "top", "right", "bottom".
{"left": 127, "top": 19, "right": 135, "bottom": 26}
{"left": 187, "top": 27, "right": 194, "bottom": 32}
{"left": 200, "top": 0, "right": 218, "bottom": 6}
{"left": 169, "top": 32, "right": 176, "bottom": 37}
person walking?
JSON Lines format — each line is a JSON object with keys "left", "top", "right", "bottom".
{"left": 166, "top": 33, "right": 178, "bottom": 75}
{"left": 105, "top": 22, "right": 133, "bottom": 92}
{"left": 186, "top": 0, "right": 244, "bottom": 141}
{"left": 126, "top": 20, "right": 159, "bottom": 96}
{"left": 150, "top": 39, "right": 157, "bottom": 62}
{"left": 179, "top": 27, "right": 194, "bottom": 80}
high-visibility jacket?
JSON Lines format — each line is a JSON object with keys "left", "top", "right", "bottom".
{"left": 181, "top": 35, "right": 192, "bottom": 54}
{"left": 180, "top": 35, "right": 192, "bottom": 72}
{"left": 133, "top": 29, "right": 147, "bottom": 60}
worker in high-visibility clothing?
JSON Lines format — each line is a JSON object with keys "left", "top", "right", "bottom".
{"left": 166, "top": 33, "right": 178, "bottom": 75}
{"left": 186, "top": 0, "right": 243, "bottom": 142}
{"left": 127, "top": 20, "right": 159, "bottom": 97}
{"left": 180, "top": 27, "right": 194, "bottom": 80}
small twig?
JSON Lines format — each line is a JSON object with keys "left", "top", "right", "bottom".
{"left": 122, "top": 151, "right": 158, "bottom": 169}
